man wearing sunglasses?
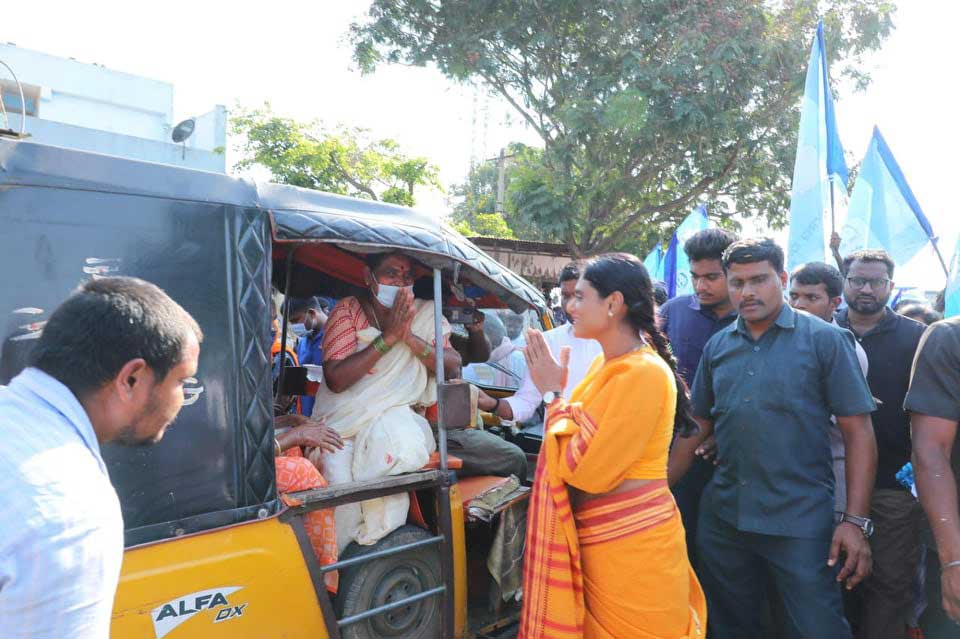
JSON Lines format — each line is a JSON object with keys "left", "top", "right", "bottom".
{"left": 835, "top": 249, "right": 927, "bottom": 639}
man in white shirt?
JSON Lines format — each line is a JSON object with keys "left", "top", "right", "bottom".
{"left": 789, "top": 262, "right": 869, "bottom": 511}
{"left": 0, "top": 277, "right": 202, "bottom": 639}
{"left": 479, "top": 263, "right": 602, "bottom": 423}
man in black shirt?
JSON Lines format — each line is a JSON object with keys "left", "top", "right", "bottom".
{"left": 835, "top": 249, "right": 927, "bottom": 639}
{"left": 904, "top": 317, "right": 960, "bottom": 634}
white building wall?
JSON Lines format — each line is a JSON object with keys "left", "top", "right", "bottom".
{"left": 0, "top": 43, "right": 225, "bottom": 172}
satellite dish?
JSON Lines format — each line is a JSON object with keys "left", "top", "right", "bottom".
{"left": 171, "top": 118, "right": 196, "bottom": 143}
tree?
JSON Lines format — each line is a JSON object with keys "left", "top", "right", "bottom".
{"left": 231, "top": 104, "right": 441, "bottom": 206}
{"left": 451, "top": 213, "right": 516, "bottom": 238}
{"left": 351, "top": 1, "right": 895, "bottom": 255}
{"left": 449, "top": 142, "right": 558, "bottom": 241}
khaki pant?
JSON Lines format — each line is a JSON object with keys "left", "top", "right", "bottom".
{"left": 856, "top": 488, "right": 924, "bottom": 639}
{"left": 445, "top": 428, "right": 527, "bottom": 479}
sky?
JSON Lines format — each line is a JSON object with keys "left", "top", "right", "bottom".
{"left": 4, "top": 0, "right": 958, "bottom": 288}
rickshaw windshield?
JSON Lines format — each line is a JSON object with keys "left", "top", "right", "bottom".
{"left": 461, "top": 307, "right": 543, "bottom": 391}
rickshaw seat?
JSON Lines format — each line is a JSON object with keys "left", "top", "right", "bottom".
{"left": 420, "top": 451, "right": 463, "bottom": 471}
{"left": 406, "top": 454, "right": 464, "bottom": 529}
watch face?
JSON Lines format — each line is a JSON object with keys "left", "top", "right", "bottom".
{"left": 864, "top": 520, "right": 875, "bottom": 537}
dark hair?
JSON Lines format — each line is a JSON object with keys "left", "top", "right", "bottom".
{"left": 286, "top": 295, "right": 329, "bottom": 317}
{"left": 898, "top": 303, "right": 941, "bottom": 326}
{"left": 722, "top": 237, "right": 784, "bottom": 274}
{"left": 30, "top": 277, "right": 203, "bottom": 398}
{"left": 653, "top": 281, "right": 668, "bottom": 306}
{"left": 841, "top": 249, "right": 895, "bottom": 278}
{"left": 364, "top": 251, "right": 411, "bottom": 271}
{"left": 684, "top": 228, "right": 739, "bottom": 263}
{"left": 582, "top": 253, "right": 697, "bottom": 438}
{"left": 559, "top": 262, "right": 582, "bottom": 285}
{"left": 790, "top": 262, "right": 843, "bottom": 298}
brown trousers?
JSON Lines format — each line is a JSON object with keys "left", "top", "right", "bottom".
{"left": 855, "top": 488, "right": 923, "bottom": 639}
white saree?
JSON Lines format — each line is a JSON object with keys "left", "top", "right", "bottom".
{"left": 312, "top": 299, "right": 446, "bottom": 549}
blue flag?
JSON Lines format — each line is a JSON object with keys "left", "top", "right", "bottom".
{"left": 787, "top": 19, "right": 848, "bottom": 271}
{"left": 643, "top": 243, "right": 665, "bottom": 282}
{"left": 663, "top": 204, "right": 711, "bottom": 298}
{"left": 839, "top": 127, "right": 935, "bottom": 267}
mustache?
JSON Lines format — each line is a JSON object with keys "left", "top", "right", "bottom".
{"left": 739, "top": 300, "right": 763, "bottom": 309}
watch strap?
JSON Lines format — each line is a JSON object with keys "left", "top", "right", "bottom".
{"left": 838, "top": 512, "right": 873, "bottom": 537}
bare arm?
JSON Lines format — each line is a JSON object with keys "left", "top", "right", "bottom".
{"left": 323, "top": 344, "right": 387, "bottom": 393}
{"left": 912, "top": 414, "right": 960, "bottom": 563}
{"left": 405, "top": 333, "right": 462, "bottom": 377}
{"left": 668, "top": 417, "right": 714, "bottom": 488}
{"left": 836, "top": 413, "right": 877, "bottom": 518}
{"left": 275, "top": 418, "right": 344, "bottom": 454}
{"left": 828, "top": 413, "right": 877, "bottom": 590}
{"left": 830, "top": 232, "right": 844, "bottom": 272}
{"left": 463, "top": 320, "right": 492, "bottom": 363}
{"left": 912, "top": 413, "right": 960, "bottom": 621}
{"left": 324, "top": 291, "right": 415, "bottom": 393}
{"left": 478, "top": 389, "right": 516, "bottom": 420}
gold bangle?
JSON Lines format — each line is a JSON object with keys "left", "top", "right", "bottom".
{"left": 274, "top": 438, "right": 282, "bottom": 456}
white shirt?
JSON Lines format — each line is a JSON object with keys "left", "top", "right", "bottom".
{"left": 0, "top": 368, "right": 123, "bottom": 639}
{"left": 504, "top": 324, "right": 603, "bottom": 423}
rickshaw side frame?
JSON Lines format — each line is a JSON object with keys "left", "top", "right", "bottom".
{"left": 275, "top": 245, "right": 459, "bottom": 638}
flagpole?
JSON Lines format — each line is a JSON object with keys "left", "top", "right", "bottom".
{"left": 930, "top": 237, "right": 950, "bottom": 279}
{"left": 829, "top": 179, "right": 836, "bottom": 235}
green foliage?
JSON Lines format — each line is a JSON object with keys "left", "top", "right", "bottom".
{"left": 231, "top": 104, "right": 441, "bottom": 206}
{"left": 456, "top": 212, "right": 517, "bottom": 238}
{"left": 450, "top": 142, "right": 560, "bottom": 241}
{"left": 351, "top": 0, "right": 895, "bottom": 255}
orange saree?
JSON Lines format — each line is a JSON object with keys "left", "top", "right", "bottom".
{"left": 519, "top": 348, "right": 706, "bottom": 639}
{"left": 276, "top": 451, "right": 338, "bottom": 592}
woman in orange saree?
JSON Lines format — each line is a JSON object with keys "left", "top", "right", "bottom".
{"left": 519, "top": 253, "right": 707, "bottom": 639}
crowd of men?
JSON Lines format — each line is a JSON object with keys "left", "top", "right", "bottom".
{"left": 656, "top": 230, "right": 955, "bottom": 638}
{"left": 457, "top": 228, "right": 958, "bottom": 638}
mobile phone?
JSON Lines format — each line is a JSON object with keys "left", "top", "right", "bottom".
{"left": 445, "top": 307, "right": 477, "bottom": 324}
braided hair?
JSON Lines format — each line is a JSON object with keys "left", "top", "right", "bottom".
{"left": 583, "top": 253, "right": 698, "bottom": 438}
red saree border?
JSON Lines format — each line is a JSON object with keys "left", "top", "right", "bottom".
{"left": 573, "top": 480, "right": 677, "bottom": 546}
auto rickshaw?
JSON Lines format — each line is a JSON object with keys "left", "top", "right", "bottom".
{"left": 0, "top": 135, "right": 551, "bottom": 638}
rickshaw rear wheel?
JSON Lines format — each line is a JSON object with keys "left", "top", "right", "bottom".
{"left": 335, "top": 525, "right": 442, "bottom": 639}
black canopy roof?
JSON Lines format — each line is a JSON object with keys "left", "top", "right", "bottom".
{"left": 0, "top": 138, "right": 547, "bottom": 314}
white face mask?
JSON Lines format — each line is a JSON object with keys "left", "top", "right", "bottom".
{"left": 289, "top": 323, "right": 308, "bottom": 337}
{"left": 373, "top": 282, "right": 413, "bottom": 308}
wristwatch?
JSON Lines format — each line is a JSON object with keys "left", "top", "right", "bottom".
{"left": 838, "top": 512, "right": 875, "bottom": 538}
{"left": 542, "top": 390, "right": 562, "bottom": 406}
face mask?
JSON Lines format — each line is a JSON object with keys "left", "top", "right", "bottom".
{"left": 289, "top": 323, "right": 308, "bottom": 337}
{"left": 373, "top": 282, "right": 413, "bottom": 309}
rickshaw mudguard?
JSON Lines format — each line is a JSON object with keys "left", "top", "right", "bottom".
{"left": 111, "top": 516, "right": 329, "bottom": 639}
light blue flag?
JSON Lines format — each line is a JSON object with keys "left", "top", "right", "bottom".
{"left": 663, "top": 204, "right": 712, "bottom": 298}
{"left": 787, "top": 20, "right": 849, "bottom": 271}
{"left": 839, "top": 127, "right": 935, "bottom": 267}
{"left": 643, "top": 244, "right": 665, "bottom": 282}
{"left": 945, "top": 239, "right": 960, "bottom": 318}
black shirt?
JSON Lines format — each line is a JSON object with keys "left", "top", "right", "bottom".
{"left": 904, "top": 317, "right": 960, "bottom": 497}
{"left": 836, "top": 308, "right": 926, "bottom": 490}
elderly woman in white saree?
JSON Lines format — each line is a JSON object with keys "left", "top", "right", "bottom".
{"left": 314, "top": 252, "right": 461, "bottom": 550}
